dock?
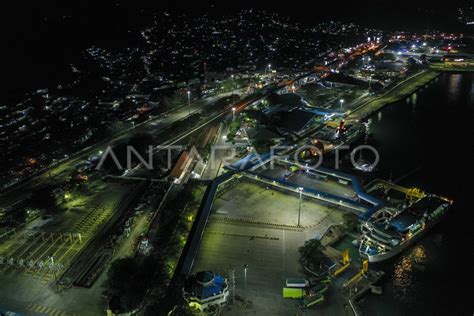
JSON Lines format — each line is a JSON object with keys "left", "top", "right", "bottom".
{"left": 315, "top": 227, "right": 386, "bottom": 316}
{"left": 345, "top": 269, "right": 385, "bottom": 316}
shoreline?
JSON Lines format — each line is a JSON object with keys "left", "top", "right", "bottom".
{"left": 345, "top": 70, "right": 441, "bottom": 122}
{"left": 430, "top": 63, "right": 474, "bottom": 72}
{"left": 338, "top": 70, "right": 442, "bottom": 315}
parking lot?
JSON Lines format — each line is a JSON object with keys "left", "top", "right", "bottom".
{"left": 0, "top": 180, "right": 136, "bottom": 315}
{"left": 213, "top": 179, "right": 344, "bottom": 228}
{"left": 0, "top": 182, "right": 130, "bottom": 279}
{"left": 193, "top": 221, "right": 307, "bottom": 315}
{"left": 192, "top": 179, "right": 348, "bottom": 315}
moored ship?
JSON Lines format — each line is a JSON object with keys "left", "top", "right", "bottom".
{"left": 359, "top": 195, "right": 451, "bottom": 262}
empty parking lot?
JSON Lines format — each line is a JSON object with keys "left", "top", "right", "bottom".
{"left": 192, "top": 178, "right": 348, "bottom": 315}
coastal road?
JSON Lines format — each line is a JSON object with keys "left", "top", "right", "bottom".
{"left": 346, "top": 70, "right": 439, "bottom": 121}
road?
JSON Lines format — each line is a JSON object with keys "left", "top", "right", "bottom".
{"left": 0, "top": 89, "right": 243, "bottom": 209}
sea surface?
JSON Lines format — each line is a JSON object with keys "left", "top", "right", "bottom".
{"left": 357, "top": 72, "right": 473, "bottom": 315}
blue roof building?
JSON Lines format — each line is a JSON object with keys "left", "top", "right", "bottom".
{"left": 184, "top": 271, "right": 229, "bottom": 311}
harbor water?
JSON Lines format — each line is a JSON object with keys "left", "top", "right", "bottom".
{"left": 356, "top": 72, "right": 473, "bottom": 315}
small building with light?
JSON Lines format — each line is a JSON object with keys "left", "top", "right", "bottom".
{"left": 184, "top": 271, "right": 229, "bottom": 311}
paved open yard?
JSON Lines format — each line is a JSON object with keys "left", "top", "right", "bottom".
{"left": 0, "top": 272, "right": 104, "bottom": 315}
{"left": 0, "top": 181, "right": 135, "bottom": 315}
{"left": 193, "top": 222, "right": 307, "bottom": 315}
{"left": 213, "top": 179, "right": 345, "bottom": 229}
{"left": 192, "top": 179, "right": 350, "bottom": 315}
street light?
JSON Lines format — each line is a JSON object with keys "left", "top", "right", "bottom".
{"left": 231, "top": 74, "right": 236, "bottom": 103}
{"left": 339, "top": 99, "right": 344, "bottom": 110}
{"left": 187, "top": 90, "right": 191, "bottom": 116}
{"left": 243, "top": 264, "right": 249, "bottom": 303}
{"left": 232, "top": 107, "right": 236, "bottom": 120}
{"left": 297, "top": 187, "right": 303, "bottom": 227}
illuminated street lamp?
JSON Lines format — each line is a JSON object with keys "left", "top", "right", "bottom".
{"left": 231, "top": 74, "right": 236, "bottom": 103}
{"left": 187, "top": 90, "right": 191, "bottom": 116}
{"left": 243, "top": 264, "right": 249, "bottom": 302}
{"left": 232, "top": 107, "right": 236, "bottom": 120}
{"left": 339, "top": 99, "right": 344, "bottom": 110}
{"left": 297, "top": 187, "right": 304, "bottom": 227}
{"left": 266, "top": 64, "right": 271, "bottom": 76}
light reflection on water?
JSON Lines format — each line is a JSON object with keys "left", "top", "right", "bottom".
{"left": 406, "top": 92, "right": 417, "bottom": 110}
{"left": 363, "top": 118, "right": 372, "bottom": 143}
{"left": 364, "top": 117, "right": 373, "bottom": 130}
{"left": 392, "top": 244, "right": 427, "bottom": 304}
{"left": 411, "top": 92, "right": 417, "bottom": 107}
{"left": 447, "top": 74, "right": 462, "bottom": 103}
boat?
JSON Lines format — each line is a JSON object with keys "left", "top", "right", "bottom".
{"left": 359, "top": 195, "right": 451, "bottom": 262}
{"left": 354, "top": 158, "right": 376, "bottom": 172}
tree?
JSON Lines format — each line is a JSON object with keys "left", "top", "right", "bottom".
{"left": 107, "top": 258, "right": 137, "bottom": 294}
{"left": 406, "top": 58, "right": 421, "bottom": 72}
{"left": 226, "top": 118, "right": 241, "bottom": 140}
{"left": 106, "top": 258, "right": 152, "bottom": 313}
{"left": 29, "top": 185, "right": 57, "bottom": 211}
{"left": 167, "top": 305, "right": 197, "bottom": 316}
{"left": 128, "top": 132, "right": 154, "bottom": 160}
{"left": 384, "top": 52, "right": 397, "bottom": 62}
{"left": 299, "top": 239, "right": 325, "bottom": 270}
{"left": 161, "top": 92, "right": 186, "bottom": 110}
{"left": 299, "top": 239, "right": 324, "bottom": 258}
{"left": 342, "top": 212, "right": 360, "bottom": 232}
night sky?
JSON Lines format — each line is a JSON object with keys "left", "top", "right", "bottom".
{"left": 3, "top": 0, "right": 472, "bottom": 30}
{"left": 1, "top": 0, "right": 472, "bottom": 101}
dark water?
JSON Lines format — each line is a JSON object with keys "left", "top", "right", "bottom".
{"left": 358, "top": 72, "right": 474, "bottom": 315}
